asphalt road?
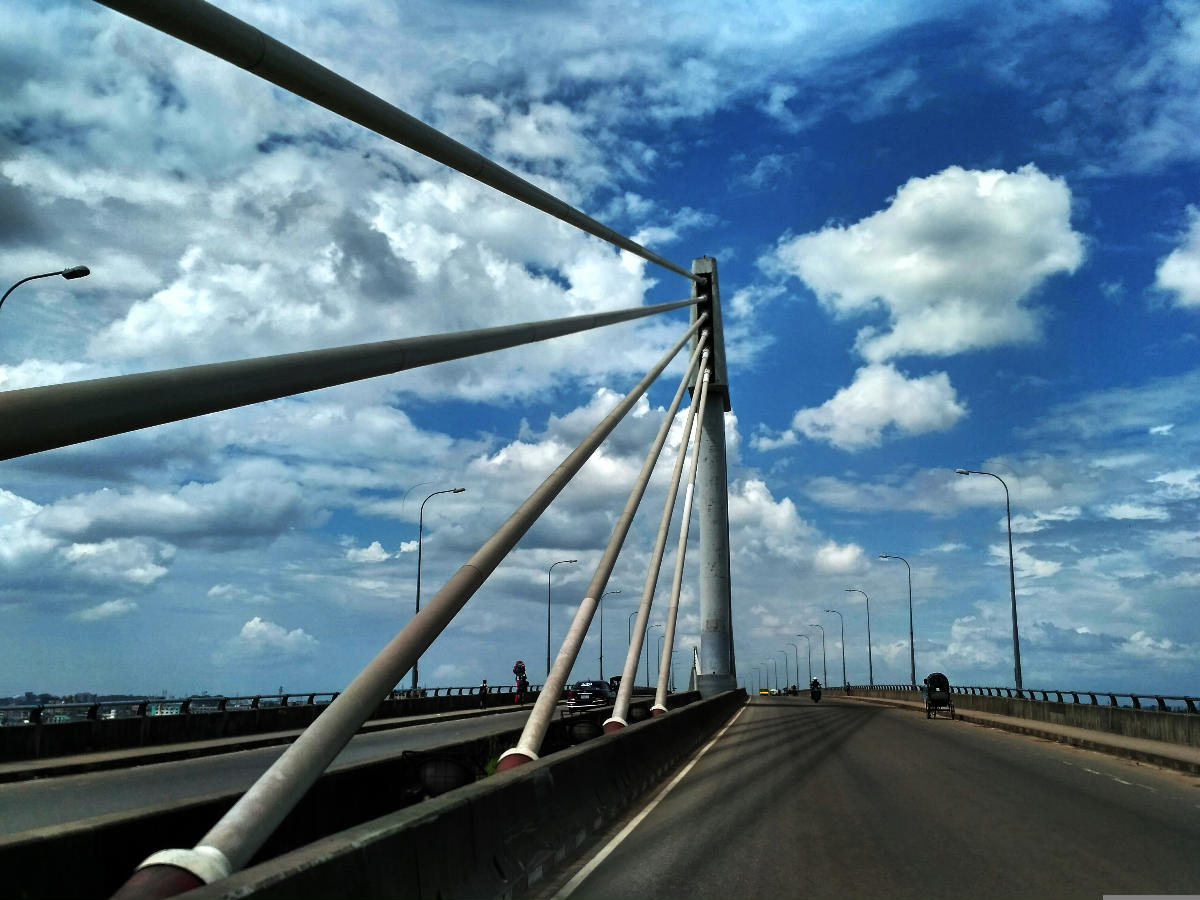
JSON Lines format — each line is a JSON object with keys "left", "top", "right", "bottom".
{"left": 0, "top": 707, "right": 531, "bottom": 835}
{"left": 545, "top": 696, "right": 1200, "bottom": 900}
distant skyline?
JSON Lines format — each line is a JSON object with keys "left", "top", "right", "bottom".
{"left": 1, "top": 0, "right": 1198, "bottom": 697}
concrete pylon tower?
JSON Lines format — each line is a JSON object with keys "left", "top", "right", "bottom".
{"left": 690, "top": 257, "right": 736, "bottom": 696}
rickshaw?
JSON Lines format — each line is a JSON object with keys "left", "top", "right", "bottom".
{"left": 923, "top": 672, "right": 954, "bottom": 719}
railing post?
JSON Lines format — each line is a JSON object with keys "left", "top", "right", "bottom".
{"left": 690, "top": 257, "right": 735, "bottom": 696}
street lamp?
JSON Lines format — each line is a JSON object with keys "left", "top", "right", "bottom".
{"left": 776, "top": 650, "right": 790, "bottom": 692}
{"left": 599, "top": 589, "right": 621, "bottom": 681}
{"left": 795, "top": 635, "right": 812, "bottom": 683}
{"left": 845, "top": 588, "right": 873, "bottom": 686}
{"left": 809, "top": 624, "right": 828, "bottom": 687}
{"left": 646, "top": 623, "right": 662, "bottom": 687}
{"left": 547, "top": 559, "right": 578, "bottom": 677}
{"left": 879, "top": 554, "right": 916, "bottom": 687}
{"left": 786, "top": 643, "right": 799, "bottom": 691}
{"left": 1, "top": 265, "right": 90, "bottom": 314}
{"left": 412, "top": 486, "right": 465, "bottom": 690}
{"left": 764, "top": 658, "right": 778, "bottom": 691}
{"left": 956, "top": 468, "right": 1022, "bottom": 690}
{"left": 825, "top": 609, "right": 847, "bottom": 688}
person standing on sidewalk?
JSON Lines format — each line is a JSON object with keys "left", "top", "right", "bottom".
{"left": 479, "top": 679, "right": 488, "bottom": 709}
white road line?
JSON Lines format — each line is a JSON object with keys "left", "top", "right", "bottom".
{"left": 552, "top": 703, "right": 749, "bottom": 900}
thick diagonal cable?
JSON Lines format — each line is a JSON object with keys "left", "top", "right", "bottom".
{"left": 653, "top": 369, "right": 711, "bottom": 712}
{"left": 498, "top": 334, "right": 707, "bottom": 767}
{"left": 115, "top": 314, "right": 708, "bottom": 892}
{"left": 94, "top": 0, "right": 700, "bottom": 284}
{"left": 606, "top": 346, "right": 709, "bottom": 730}
{"left": 0, "top": 296, "right": 698, "bottom": 461}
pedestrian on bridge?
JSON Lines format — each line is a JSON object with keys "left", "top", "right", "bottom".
{"left": 479, "top": 679, "right": 488, "bottom": 709}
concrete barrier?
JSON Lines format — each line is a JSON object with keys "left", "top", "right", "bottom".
{"left": 844, "top": 687, "right": 1200, "bottom": 748}
{"left": 169, "top": 689, "right": 746, "bottom": 899}
{"left": 0, "top": 690, "right": 542, "bottom": 763}
{"left": 0, "top": 691, "right": 709, "bottom": 899}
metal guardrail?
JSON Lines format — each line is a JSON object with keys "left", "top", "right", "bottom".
{"left": 848, "top": 684, "right": 1197, "bottom": 714}
{"left": 0, "top": 684, "right": 539, "bottom": 727}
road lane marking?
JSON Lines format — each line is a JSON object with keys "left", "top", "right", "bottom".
{"left": 552, "top": 703, "right": 749, "bottom": 899}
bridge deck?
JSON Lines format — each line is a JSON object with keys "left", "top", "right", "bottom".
{"left": 538, "top": 696, "right": 1200, "bottom": 899}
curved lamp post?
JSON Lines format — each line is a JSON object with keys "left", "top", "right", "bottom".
{"left": 599, "top": 589, "right": 621, "bottom": 680}
{"left": 547, "top": 559, "right": 578, "bottom": 678}
{"left": 1, "top": 265, "right": 90, "bottom": 314}
{"left": 845, "top": 589, "right": 873, "bottom": 686}
{"left": 794, "top": 634, "right": 812, "bottom": 683}
{"left": 413, "top": 486, "right": 465, "bottom": 690}
{"left": 645, "top": 623, "right": 662, "bottom": 687}
{"left": 825, "top": 609, "right": 847, "bottom": 688}
{"left": 776, "top": 650, "right": 790, "bottom": 692}
{"left": 878, "top": 555, "right": 916, "bottom": 687}
{"left": 956, "top": 468, "right": 1022, "bottom": 690}
{"left": 763, "top": 658, "right": 778, "bottom": 692}
{"left": 786, "top": 642, "right": 799, "bottom": 691}
{"left": 809, "top": 624, "right": 828, "bottom": 687}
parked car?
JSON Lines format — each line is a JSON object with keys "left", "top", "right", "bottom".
{"left": 566, "top": 680, "right": 616, "bottom": 707}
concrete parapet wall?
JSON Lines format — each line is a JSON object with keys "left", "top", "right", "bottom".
{"left": 0, "top": 690, "right": 541, "bottom": 762}
{"left": 845, "top": 687, "right": 1200, "bottom": 747}
{"left": 174, "top": 689, "right": 746, "bottom": 900}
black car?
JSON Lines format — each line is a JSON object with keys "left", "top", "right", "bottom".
{"left": 565, "top": 680, "right": 616, "bottom": 707}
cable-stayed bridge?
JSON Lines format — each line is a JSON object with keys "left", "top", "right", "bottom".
{"left": 1, "top": 3, "right": 1197, "bottom": 898}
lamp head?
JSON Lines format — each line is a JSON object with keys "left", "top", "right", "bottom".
{"left": 452, "top": 487, "right": 466, "bottom": 493}
{"left": 954, "top": 468, "right": 970, "bottom": 475}
{"left": 60, "top": 265, "right": 90, "bottom": 280}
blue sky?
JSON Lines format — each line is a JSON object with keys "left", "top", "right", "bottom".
{"left": 1, "top": 0, "right": 1198, "bottom": 699}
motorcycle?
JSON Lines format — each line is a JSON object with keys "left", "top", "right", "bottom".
{"left": 810, "top": 681, "right": 822, "bottom": 703}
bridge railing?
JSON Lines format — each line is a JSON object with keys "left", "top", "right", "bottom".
{"left": 0, "top": 685, "right": 539, "bottom": 728}
{"left": 849, "top": 684, "right": 1197, "bottom": 714}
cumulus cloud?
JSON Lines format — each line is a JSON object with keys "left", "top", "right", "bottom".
{"left": 59, "top": 538, "right": 173, "bottom": 585}
{"left": 766, "top": 165, "right": 1084, "bottom": 362}
{"left": 346, "top": 541, "right": 391, "bottom": 563}
{"left": 216, "top": 617, "right": 318, "bottom": 664}
{"left": 813, "top": 541, "right": 865, "bottom": 573}
{"left": 1155, "top": 207, "right": 1200, "bottom": 308}
{"left": 782, "top": 364, "right": 966, "bottom": 451}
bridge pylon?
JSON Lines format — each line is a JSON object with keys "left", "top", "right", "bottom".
{"left": 690, "top": 257, "right": 736, "bottom": 696}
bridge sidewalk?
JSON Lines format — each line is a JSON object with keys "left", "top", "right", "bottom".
{"left": 838, "top": 693, "right": 1200, "bottom": 776}
{"left": 0, "top": 703, "right": 534, "bottom": 784}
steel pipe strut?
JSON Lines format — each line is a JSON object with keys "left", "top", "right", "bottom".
{"left": 653, "top": 370, "right": 711, "bottom": 714}
{"left": 113, "top": 315, "right": 709, "bottom": 895}
{"left": 0, "top": 296, "right": 699, "bottom": 461}
{"left": 498, "top": 332, "right": 707, "bottom": 769}
{"left": 606, "top": 346, "right": 709, "bottom": 732}
{"left": 94, "top": 0, "right": 700, "bottom": 284}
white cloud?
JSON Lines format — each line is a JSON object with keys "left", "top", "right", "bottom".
{"left": 1100, "top": 503, "right": 1169, "bottom": 521}
{"left": 1150, "top": 468, "right": 1200, "bottom": 500}
{"left": 813, "top": 541, "right": 865, "bottom": 574}
{"left": 766, "top": 165, "right": 1084, "bottom": 362}
{"left": 1155, "top": 207, "right": 1200, "bottom": 308}
{"left": 1009, "top": 506, "right": 1081, "bottom": 534}
{"left": 1148, "top": 424, "right": 1174, "bottom": 435}
{"left": 997, "top": 541, "right": 1062, "bottom": 579}
{"left": 59, "top": 539, "right": 172, "bottom": 585}
{"left": 346, "top": 541, "right": 391, "bottom": 563}
{"left": 74, "top": 598, "right": 138, "bottom": 621}
{"left": 786, "top": 364, "right": 966, "bottom": 451}
{"left": 216, "top": 617, "right": 318, "bottom": 664}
